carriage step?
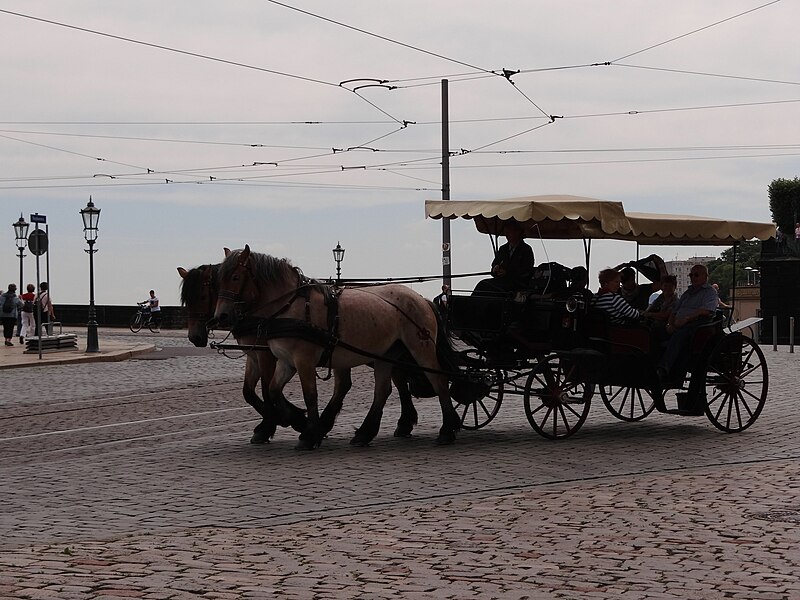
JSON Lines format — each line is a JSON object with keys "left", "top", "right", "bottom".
{"left": 663, "top": 408, "right": 705, "bottom": 417}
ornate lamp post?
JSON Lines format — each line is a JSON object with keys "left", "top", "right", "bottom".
{"left": 13, "top": 214, "right": 29, "bottom": 294}
{"left": 80, "top": 197, "right": 101, "bottom": 353}
{"left": 744, "top": 266, "right": 753, "bottom": 286}
{"left": 13, "top": 214, "right": 29, "bottom": 338}
{"left": 332, "top": 242, "right": 345, "bottom": 284}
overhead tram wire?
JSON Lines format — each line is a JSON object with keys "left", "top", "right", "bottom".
{"left": 0, "top": 132, "right": 149, "bottom": 171}
{"left": 611, "top": 0, "right": 783, "bottom": 62}
{"left": 0, "top": 8, "right": 408, "bottom": 124}
{"left": 611, "top": 64, "right": 800, "bottom": 87}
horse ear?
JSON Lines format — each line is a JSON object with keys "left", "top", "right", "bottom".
{"left": 224, "top": 247, "right": 231, "bottom": 257}
{"left": 177, "top": 267, "right": 188, "bottom": 279}
{"left": 240, "top": 244, "right": 251, "bottom": 265}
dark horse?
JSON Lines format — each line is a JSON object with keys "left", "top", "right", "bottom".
{"left": 212, "top": 245, "right": 460, "bottom": 449}
{"left": 179, "top": 263, "right": 306, "bottom": 443}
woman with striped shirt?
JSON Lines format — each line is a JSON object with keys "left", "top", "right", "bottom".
{"left": 591, "top": 268, "right": 642, "bottom": 324}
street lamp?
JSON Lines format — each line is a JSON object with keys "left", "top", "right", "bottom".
{"left": 744, "top": 266, "right": 753, "bottom": 286}
{"left": 752, "top": 268, "right": 759, "bottom": 286}
{"left": 80, "top": 197, "right": 101, "bottom": 353}
{"left": 13, "top": 214, "right": 29, "bottom": 293}
{"left": 332, "top": 242, "right": 345, "bottom": 284}
{"left": 13, "top": 214, "right": 29, "bottom": 339}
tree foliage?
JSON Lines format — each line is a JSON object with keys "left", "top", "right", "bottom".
{"left": 768, "top": 177, "right": 800, "bottom": 250}
{"left": 706, "top": 240, "right": 761, "bottom": 300}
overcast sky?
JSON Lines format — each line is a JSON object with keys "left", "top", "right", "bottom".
{"left": 1, "top": 0, "right": 797, "bottom": 306}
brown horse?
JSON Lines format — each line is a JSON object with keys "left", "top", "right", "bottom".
{"left": 178, "top": 263, "right": 306, "bottom": 443}
{"left": 212, "top": 245, "right": 460, "bottom": 449}
{"left": 179, "top": 260, "right": 421, "bottom": 446}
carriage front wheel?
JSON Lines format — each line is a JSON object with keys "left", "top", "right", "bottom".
{"left": 599, "top": 385, "right": 656, "bottom": 422}
{"left": 523, "top": 355, "right": 592, "bottom": 439}
{"left": 704, "top": 333, "right": 768, "bottom": 433}
{"left": 451, "top": 368, "right": 504, "bottom": 430}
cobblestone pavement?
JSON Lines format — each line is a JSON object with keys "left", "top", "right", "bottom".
{"left": 1, "top": 329, "right": 799, "bottom": 599}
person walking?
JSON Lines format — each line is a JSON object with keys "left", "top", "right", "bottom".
{"left": 1, "top": 283, "right": 23, "bottom": 346}
{"left": 35, "top": 282, "right": 55, "bottom": 336}
{"left": 18, "top": 283, "right": 36, "bottom": 344}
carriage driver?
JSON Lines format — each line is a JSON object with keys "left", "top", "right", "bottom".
{"left": 473, "top": 220, "right": 535, "bottom": 295}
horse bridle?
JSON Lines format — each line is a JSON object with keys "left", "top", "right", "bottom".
{"left": 188, "top": 265, "right": 217, "bottom": 324}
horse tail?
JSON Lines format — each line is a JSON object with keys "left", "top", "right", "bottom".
{"left": 427, "top": 299, "right": 460, "bottom": 375}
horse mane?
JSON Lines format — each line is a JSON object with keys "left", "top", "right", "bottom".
{"left": 179, "top": 263, "right": 219, "bottom": 306}
{"left": 219, "top": 249, "right": 299, "bottom": 288}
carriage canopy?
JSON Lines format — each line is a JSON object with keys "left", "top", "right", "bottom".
{"left": 425, "top": 195, "right": 775, "bottom": 244}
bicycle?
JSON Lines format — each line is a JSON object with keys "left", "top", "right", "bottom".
{"left": 129, "top": 303, "right": 160, "bottom": 333}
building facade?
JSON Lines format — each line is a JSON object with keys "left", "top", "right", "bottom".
{"left": 664, "top": 256, "right": 717, "bottom": 293}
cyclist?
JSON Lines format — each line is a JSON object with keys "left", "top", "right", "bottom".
{"left": 141, "top": 290, "right": 161, "bottom": 330}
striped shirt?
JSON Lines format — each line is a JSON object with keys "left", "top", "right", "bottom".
{"left": 592, "top": 292, "right": 641, "bottom": 324}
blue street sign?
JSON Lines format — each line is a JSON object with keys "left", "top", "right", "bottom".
{"left": 30, "top": 214, "right": 46, "bottom": 224}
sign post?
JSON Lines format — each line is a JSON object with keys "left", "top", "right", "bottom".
{"left": 29, "top": 214, "right": 47, "bottom": 360}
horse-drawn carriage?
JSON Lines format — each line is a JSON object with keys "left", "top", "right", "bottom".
{"left": 426, "top": 196, "right": 774, "bottom": 440}
{"left": 180, "top": 195, "right": 773, "bottom": 448}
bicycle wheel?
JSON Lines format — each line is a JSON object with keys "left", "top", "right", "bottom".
{"left": 148, "top": 317, "right": 160, "bottom": 333}
{"left": 129, "top": 312, "right": 143, "bottom": 333}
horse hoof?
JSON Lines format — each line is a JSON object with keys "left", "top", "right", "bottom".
{"left": 295, "top": 439, "right": 317, "bottom": 451}
{"left": 393, "top": 427, "right": 413, "bottom": 438}
{"left": 349, "top": 436, "right": 371, "bottom": 447}
{"left": 250, "top": 433, "right": 270, "bottom": 444}
{"left": 435, "top": 432, "right": 456, "bottom": 446}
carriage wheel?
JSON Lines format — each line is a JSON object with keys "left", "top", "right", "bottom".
{"left": 523, "top": 355, "right": 592, "bottom": 439}
{"left": 452, "top": 368, "right": 504, "bottom": 430}
{"left": 599, "top": 385, "right": 656, "bottom": 422}
{"left": 704, "top": 334, "right": 768, "bottom": 433}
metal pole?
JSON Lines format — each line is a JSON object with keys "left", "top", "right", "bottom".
{"left": 17, "top": 247, "right": 24, "bottom": 338}
{"left": 441, "top": 79, "right": 452, "bottom": 290}
{"left": 790, "top": 317, "right": 795, "bottom": 353}
{"left": 86, "top": 239, "right": 99, "bottom": 352}
{"left": 45, "top": 223, "right": 51, "bottom": 300}
{"left": 34, "top": 223, "right": 42, "bottom": 360}
{"left": 773, "top": 315, "right": 778, "bottom": 352}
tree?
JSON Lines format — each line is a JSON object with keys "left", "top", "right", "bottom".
{"left": 768, "top": 177, "right": 800, "bottom": 253}
{"left": 706, "top": 240, "right": 761, "bottom": 299}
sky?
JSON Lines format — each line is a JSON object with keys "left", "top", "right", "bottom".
{"left": 1, "top": 0, "right": 797, "bottom": 306}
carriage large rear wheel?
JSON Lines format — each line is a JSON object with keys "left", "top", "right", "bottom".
{"left": 704, "top": 333, "right": 768, "bottom": 432}
{"left": 599, "top": 385, "right": 656, "bottom": 422}
{"left": 523, "top": 355, "right": 592, "bottom": 439}
{"left": 451, "top": 368, "right": 504, "bottom": 430}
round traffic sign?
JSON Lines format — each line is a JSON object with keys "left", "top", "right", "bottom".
{"left": 28, "top": 230, "right": 48, "bottom": 256}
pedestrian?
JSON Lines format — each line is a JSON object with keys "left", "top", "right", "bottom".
{"left": 1, "top": 283, "right": 23, "bottom": 346}
{"left": 433, "top": 284, "right": 450, "bottom": 318}
{"left": 19, "top": 283, "right": 36, "bottom": 344}
{"left": 143, "top": 289, "right": 161, "bottom": 330}
{"left": 35, "top": 281, "right": 55, "bottom": 336}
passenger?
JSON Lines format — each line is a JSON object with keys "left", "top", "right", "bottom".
{"left": 557, "top": 265, "right": 592, "bottom": 300}
{"left": 711, "top": 283, "right": 732, "bottom": 310}
{"left": 473, "top": 219, "right": 534, "bottom": 295}
{"left": 615, "top": 254, "right": 668, "bottom": 310}
{"left": 657, "top": 264, "right": 719, "bottom": 381}
{"left": 591, "top": 268, "right": 641, "bottom": 324}
{"left": 644, "top": 274, "right": 678, "bottom": 322}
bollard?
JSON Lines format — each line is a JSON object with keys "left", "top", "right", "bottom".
{"left": 773, "top": 315, "right": 778, "bottom": 352}
{"left": 791, "top": 317, "right": 795, "bottom": 353}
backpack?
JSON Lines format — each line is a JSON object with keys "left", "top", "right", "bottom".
{"left": 22, "top": 298, "right": 34, "bottom": 313}
{"left": 1, "top": 294, "right": 14, "bottom": 314}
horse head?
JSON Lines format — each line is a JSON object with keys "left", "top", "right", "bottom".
{"left": 213, "top": 244, "right": 255, "bottom": 329}
{"left": 178, "top": 264, "right": 217, "bottom": 347}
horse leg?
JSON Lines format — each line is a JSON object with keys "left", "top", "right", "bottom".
{"left": 318, "top": 368, "right": 352, "bottom": 438}
{"left": 392, "top": 369, "right": 418, "bottom": 438}
{"left": 407, "top": 342, "right": 460, "bottom": 445}
{"left": 241, "top": 355, "right": 276, "bottom": 445}
{"left": 294, "top": 359, "right": 324, "bottom": 451}
{"left": 351, "top": 361, "right": 393, "bottom": 447}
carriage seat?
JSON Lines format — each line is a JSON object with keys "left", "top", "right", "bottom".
{"left": 584, "top": 309, "right": 653, "bottom": 355}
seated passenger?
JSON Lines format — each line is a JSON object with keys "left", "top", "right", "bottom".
{"left": 556, "top": 265, "right": 592, "bottom": 300}
{"left": 644, "top": 274, "right": 678, "bottom": 322}
{"left": 657, "top": 264, "right": 719, "bottom": 381}
{"left": 615, "top": 254, "right": 669, "bottom": 310}
{"left": 591, "top": 268, "right": 642, "bottom": 325}
{"left": 473, "top": 219, "right": 534, "bottom": 295}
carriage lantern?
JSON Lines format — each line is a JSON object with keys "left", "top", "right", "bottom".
{"left": 333, "top": 242, "right": 345, "bottom": 284}
{"left": 13, "top": 214, "right": 29, "bottom": 295}
{"left": 80, "top": 197, "right": 101, "bottom": 353}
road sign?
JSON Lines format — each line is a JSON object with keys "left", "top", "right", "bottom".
{"left": 30, "top": 214, "right": 46, "bottom": 224}
{"left": 28, "top": 230, "right": 48, "bottom": 256}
